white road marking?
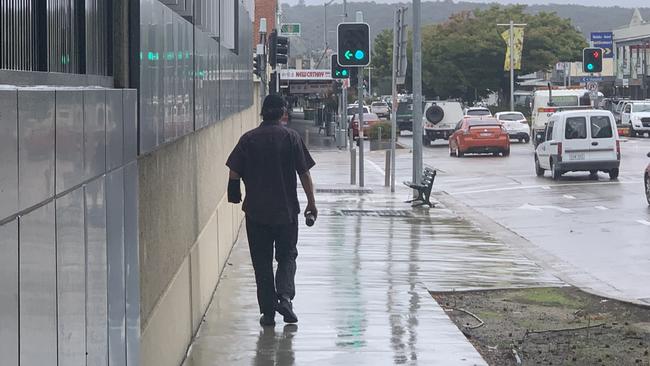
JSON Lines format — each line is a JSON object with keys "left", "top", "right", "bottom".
{"left": 595, "top": 206, "right": 609, "bottom": 211}
{"left": 518, "top": 203, "right": 573, "bottom": 213}
{"left": 366, "top": 159, "right": 385, "bottom": 176}
{"left": 637, "top": 220, "right": 650, "bottom": 226}
{"left": 542, "top": 186, "right": 551, "bottom": 190}
{"left": 563, "top": 194, "right": 576, "bottom": 200}
{"left": 452, "top": 180, "right": 642, "bottom": 195}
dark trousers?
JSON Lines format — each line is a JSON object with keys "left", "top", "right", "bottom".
{"left": 246, "top": 217, "right": 299, "bottom": 315}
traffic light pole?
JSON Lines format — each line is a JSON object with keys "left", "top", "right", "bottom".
{"left": 412, "top": 0, "right": 423, "bottom": 188}
{"left": 357, "top": 67, "right": 365, "bottom": 187}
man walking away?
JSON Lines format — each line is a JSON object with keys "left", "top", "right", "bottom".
{"left": 226, "top": 95, "right": 317, "bottom": 327}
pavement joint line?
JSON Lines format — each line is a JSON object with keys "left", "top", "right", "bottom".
{"left": 636, "top": 219, "right": 650, "bottom": 226}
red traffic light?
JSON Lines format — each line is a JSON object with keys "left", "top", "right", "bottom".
{"left": 593, "top": 51, "right": 600, "bottom": 59}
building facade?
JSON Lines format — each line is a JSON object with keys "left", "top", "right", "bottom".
{"left": 0, "top": 1, "right": 257, "bottom": 366}
{"left": 614, "top": 9, "right": 650, "bottom": 99}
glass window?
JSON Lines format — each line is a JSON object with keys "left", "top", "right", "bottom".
{"left": 633, "top": 104, "right": 650, "bottom": 113}
{"left": 625, "top": 104, "right": 632, "bottom": 113}
{"left": 499, "top": 113, "right": 524, "bottom": 121}
{"left": 565, "top": 117, "right": 587, "bottom": 139}
{"left": 467, "top": 109, "right": 491, "bottom": 116}
{"left": 591, "top": 116, "right": 613, "bottom": 138}
{"left": 549, "top": 96, "right": 579, "bottom": 107}
{"left": 546, "top": 121, "right": 554, "bottom": 141}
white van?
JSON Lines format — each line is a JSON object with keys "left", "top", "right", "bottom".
{"left": 531, "top": 89, "right": 592, "bottom": 146}
{"left": 534, "top": 110, "right": 620, "bottom": 180}
{"left": 422, "top": 101, "right": 464, "bottom": 144}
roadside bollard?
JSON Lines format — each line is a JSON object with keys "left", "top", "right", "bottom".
{"left": 385, "top": 150, "right": 391, "bottom": 187}
{"left": 351, "top": 148, "right": 357, "bottom": 185}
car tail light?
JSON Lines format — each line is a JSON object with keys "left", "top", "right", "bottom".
{"left": 557, "top": 142, "right": 563, "bottom": 161}
{"left": 616, "top": 140, "right": 621, "bottom": 160}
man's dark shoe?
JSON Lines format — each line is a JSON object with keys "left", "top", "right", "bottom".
{"left": 259, "top": 313, "right": 276, "bottom": 327}
{"left": 277, "top": 299, "right": 298, "bottom": 323}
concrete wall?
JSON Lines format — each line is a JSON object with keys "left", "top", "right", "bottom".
{"left": 139, "top": 92, "right": 260, "bottom": 366}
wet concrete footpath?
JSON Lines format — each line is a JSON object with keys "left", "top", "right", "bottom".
{"left": 182, "top": 122, "right": 564, "bottom": 366}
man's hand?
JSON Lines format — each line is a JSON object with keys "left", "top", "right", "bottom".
{"left": 305, "top": 202, "right": 318, "bottom": 220}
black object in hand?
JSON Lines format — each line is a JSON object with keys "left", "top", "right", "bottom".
{"left": 305, "top": 212, "right": 316, "bottom": 227}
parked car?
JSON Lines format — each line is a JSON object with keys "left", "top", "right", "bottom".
{"left": 449, "top": 118, "right": 510, "bottom": 157}
{"left": 534, "top": 110, "right": 620, "bottom": 180}
{"left": 370, "top": 101, "right": 391, "bottom": 118}
{"left": 396, "top": 100, "right": 414, "bottom": 131}
{"left": 464, "top": 107, "right": 492, "bottom": 117}
{"left": 621, "top": 101, "right": 650, "bottom": 137}
{"left": 351, "top": 112, "right": 381, "bottom": 139}
{"left": 422, "top": 101, "right": 464, "bottom": 144}
{"left": 645, "top": 153, "right": 650, "bottom": 205}
{"left": 495, "top": 111, "right": 530, "bottom": 143}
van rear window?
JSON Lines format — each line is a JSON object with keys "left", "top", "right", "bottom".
{"left": 591, "top": 116, "right": 613, "bottom": 138}
{"left": 565, "top": 117, "right": 587, "bottom": 139}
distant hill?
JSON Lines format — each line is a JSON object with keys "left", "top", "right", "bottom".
{"left": 281, "top": 1, "right": 650, "bottom": 58}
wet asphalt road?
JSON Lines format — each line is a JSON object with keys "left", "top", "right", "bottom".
{"left": 393, "top": 133, "right": 650, "bottom": 304}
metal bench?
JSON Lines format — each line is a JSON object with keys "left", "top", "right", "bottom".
{"left": 403, "top": 167, "right": 437, "bottom": 207}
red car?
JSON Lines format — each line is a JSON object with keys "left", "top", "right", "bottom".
{"left": 449, "top": 117, "right": 510, "bottom": 157}
{"left": 645, "top": 152, "right": 650, "bottom": 205}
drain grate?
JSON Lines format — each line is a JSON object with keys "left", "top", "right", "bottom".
{"left": 316, "top": 188, "right": 373, "bottom": 194}
{"left": 337, "top": 209, "right": 414, "bottom": 217}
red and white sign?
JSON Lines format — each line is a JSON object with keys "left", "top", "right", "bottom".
{"left": 280, "top": 69, "right": 332, "bottom": 80}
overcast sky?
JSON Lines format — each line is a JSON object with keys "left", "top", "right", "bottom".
{"left": 285, "top": 0, "right": 648, "bottom": 8}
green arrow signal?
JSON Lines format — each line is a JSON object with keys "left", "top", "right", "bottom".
{"left": 344, "top": 50, "right": 353, "bottom": 60}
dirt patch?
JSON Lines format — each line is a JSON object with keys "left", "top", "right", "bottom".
{"left": 431, "top": 287, "right": 650, "bottom": 366}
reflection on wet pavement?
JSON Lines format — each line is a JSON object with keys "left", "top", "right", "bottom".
{"left": 183, "top": 151, "right": 563, "bottom": 366}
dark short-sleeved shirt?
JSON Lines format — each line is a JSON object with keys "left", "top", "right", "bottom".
{"left": 226, "top": 120, "right": 315, "bottom": 225}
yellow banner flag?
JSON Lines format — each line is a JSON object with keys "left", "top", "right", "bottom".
{"left": 502, "top": 27, "right": 524, "bottom": 71}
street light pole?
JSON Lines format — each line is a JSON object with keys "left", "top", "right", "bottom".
{"left": 497, "top": 21, "right": 526, "bottom": 111}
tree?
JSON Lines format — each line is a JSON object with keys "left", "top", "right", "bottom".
{"left": 371, "top": 5, "right": 587, "bottom": 103}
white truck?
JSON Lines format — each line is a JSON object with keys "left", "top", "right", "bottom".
{"left": 422, "top": 101, "right": 464, "bottom": 145}
{"left": 531, "top": 88, "right": 594, "bottom": 146}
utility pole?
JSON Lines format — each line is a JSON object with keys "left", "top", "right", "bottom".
{"left": 497, "top": 21, "right": 526, "bottom": 111}
{"left": 391, "top": 7, "right": 407, "bottom": 193}
{"left": 356, "top": 11, "right": 365, "bottom": 187}
{"left": 412, "top": 0, "right": 423, "bottom": 187}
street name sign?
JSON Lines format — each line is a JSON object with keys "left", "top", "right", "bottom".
{"left": 591, "top": 32, "right": 613, "bottom": 59}
{"left": 280, "top": 23, "right": 301, "bottom": 36}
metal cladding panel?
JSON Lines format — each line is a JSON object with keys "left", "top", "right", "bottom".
{"left": 182, "top": 20, "right": 194, "bottom": 136}
{"left": 55, "top": 89, "right": 85, "bottom": 194}
{"left": 163, "top": 10, "right": 177, "bottom": 143}
{"left": 0, "top": 0, "right": 35, "bottom": 71}
{"left": 19, "top": 201, "right": 57, "bottom": 366}
{"left": 194, "top": 33, "right": 205, "bottom": 129}
{"left": 139, "top": 0, "right": 166, "bottom": 153}
{"left": 83, "top": 89, "right": 107, "bottom": 180}
{"left": 106, "top": 89, "right": 125, "bottom": 170}
{"left": 85, "top": 177, "right": 108, "bottom": 366}
{"left": 0, "top": 220, "right": 19, "bottom": 366}
{"left": 56, "top": 187, "right": 86, "bottom": 366}
{"left": 123, "top": 90, "right": 138, "bottom": 162}
{"left": 18, "top": 89, "right": 55, "bottom": 211}
{"left": 0, "top": 88, "right": 18, "bottom": 220}
{"left": 106, "top": 169, "right": 126, "bottom": 366}
{"left": 123, "top": 162, "right": 140, "bottom": 366}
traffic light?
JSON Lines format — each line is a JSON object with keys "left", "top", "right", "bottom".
{"left": 253, "top": 54, "right": 261, "bottom": 77}
{"left": 583, "top": 48, "right": 603, "bottom": 73}
{"left": 331, "top": 54, "right": 352, "bottom": 79}
{"left": 337, "top": 22, "right": 370, "bottom": 67}
{"left": 269, "top": 30, "right": 289, "bottom": 68}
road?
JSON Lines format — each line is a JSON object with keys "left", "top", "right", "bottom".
{"left": 390, "top": 133, "right": 650, "bottom": 304}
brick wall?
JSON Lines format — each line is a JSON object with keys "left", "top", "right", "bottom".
{"left": 253, "top": 0, "right": 276, "bottom": 45}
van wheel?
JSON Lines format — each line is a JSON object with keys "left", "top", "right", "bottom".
{"left": 551, "top": 160, "right": 562, "bottom": 180}
{"left": 535, "top": 156, "right": 545, "bottom": 177}
{"left": 609, "top": 168, "right": 619, "bottom": 180}
{"left": 524, "top": 136, "right": 530, "bottom": 144}
{"left": 629, "top": 126, "right": 637, "bottom": 137}
{"left": 457, "top": 150, "right": 464, "bottom": 157}
{"left": 503, "top": 149, "right": 510, "bottom": 157}
{"left": 589, "top": 170, "right": 598, "bottom": 179}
